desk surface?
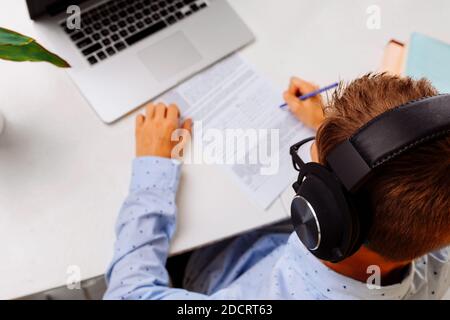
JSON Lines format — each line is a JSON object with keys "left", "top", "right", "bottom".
{"left": 1, "top": 0, "right": 449, "bottom": 299}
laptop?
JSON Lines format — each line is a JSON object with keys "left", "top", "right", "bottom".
{"left": 27, "top": 0, "right": 254, "bottom": 123}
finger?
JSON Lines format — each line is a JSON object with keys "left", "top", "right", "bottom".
{"left": 292, "top": 77, "right": 319, "bottom": 94}
{"left": 179, "top": 119, "right": 193, "bottom": 155}
{"left": 154, "top": 103, "right": 167, "bottom": 119}
{"left": 146, "top": 103, "right": 155, "bottom": 119}
{"left": 288, "top": 77, "right": 301, "bottom": 96}
{"left": 136, "top": 114, "right": 145, "bottom": 127}
{"left": 182, "top": 118, "right": 193, "bottom": 135}
{"left": 284, "top": 88, "right": 300, "bottom": 102}
{"left": 283, "top": 91, "right": 303, "bottom": 111}
{"left": 167, "top": 104, "right": 180, "bottom": 120}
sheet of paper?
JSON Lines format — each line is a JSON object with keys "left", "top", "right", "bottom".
{"left": 405, "top": 32, "right": 450, "bottom": 93}
{"left": 161, "top": 54, "right": 314, "bottom": 209}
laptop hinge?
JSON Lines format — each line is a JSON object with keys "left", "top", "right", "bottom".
{"left": 47, "top": 0, "right": 88, "bottom": 17}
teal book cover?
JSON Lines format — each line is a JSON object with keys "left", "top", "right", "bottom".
{"left": 405, "top": 32, "right": 450, "bottom": 94}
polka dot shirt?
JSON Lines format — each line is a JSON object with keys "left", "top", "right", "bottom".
{"left": 103, "top": 157, "right": 450, "bottom": 300}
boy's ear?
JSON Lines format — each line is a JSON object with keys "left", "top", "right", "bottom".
{"left": 311, "top": 142, "right": 319, "bottom": 163}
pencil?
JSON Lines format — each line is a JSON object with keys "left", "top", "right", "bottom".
{"left": 279, "top": 82, "right": 339, "bottom": 109}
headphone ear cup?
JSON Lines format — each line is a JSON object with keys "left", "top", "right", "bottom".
{"left": 291, "top": 163, "right": 360, "bottom": 262}
{"left": 343, "top": 192, "right": 370, "bottom": 257}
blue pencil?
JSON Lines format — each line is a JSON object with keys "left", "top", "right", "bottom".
{"left": 279, "top": 82, "right": 339, "bottom": 109}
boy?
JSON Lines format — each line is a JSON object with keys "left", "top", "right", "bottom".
{"left": 104, "top": 73, "right": 449, "bottom": 299}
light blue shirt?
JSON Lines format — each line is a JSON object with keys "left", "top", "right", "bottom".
{"left": 104, "top": 157, "right": 450, "bottom": 300}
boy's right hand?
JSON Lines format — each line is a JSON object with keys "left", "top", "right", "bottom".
{"left": 283, "top": 77, "right": 325, "bottom": 130}
{"left": 135, "top": 103, "right": 192, "bottom": 159}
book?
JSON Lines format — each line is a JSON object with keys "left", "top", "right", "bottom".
{"left": 379, "top": 39, "right": 406, "bottom": 75}
{"left": 405, "top": 32, "right": 450, "bottom": 93}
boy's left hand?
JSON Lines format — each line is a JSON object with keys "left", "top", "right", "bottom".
{"left": 135, "top": 102, "right": 192, "bottom": 158}
{"left": 283, "top": 77, "right": 325, "bottom": 130}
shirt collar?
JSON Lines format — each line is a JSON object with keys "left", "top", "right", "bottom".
{"left": 286, "top": 233, "right": 415, "bottom": 300}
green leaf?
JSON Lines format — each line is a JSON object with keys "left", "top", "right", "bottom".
{"left": 0, "top": 27, "right": 70, "bottom": 68}
{"left": 0, "top": 27, "right": 33, "bottom": 46}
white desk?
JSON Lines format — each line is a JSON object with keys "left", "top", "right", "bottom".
{"left": 1, "top": 0, "right": 449, "bottom": 300}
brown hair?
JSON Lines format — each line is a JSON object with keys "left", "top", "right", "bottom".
{"left": 316, "top": 73, "right": 450, "bottom": 262}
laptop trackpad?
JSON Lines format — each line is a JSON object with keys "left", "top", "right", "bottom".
{"left": 138, "top": 32, "right": 202, "bottom": 82}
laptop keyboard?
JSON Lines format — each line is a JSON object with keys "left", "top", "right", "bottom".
{"left": 61, "top": 0, "right": 209, "bottom": 65}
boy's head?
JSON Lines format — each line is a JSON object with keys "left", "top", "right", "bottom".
{"left": 315, "top": 73, "right": 450, "bottom": 262}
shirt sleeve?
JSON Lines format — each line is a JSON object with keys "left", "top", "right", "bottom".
{"left": 103, "top": 156, "right": 208, "bottom": 300}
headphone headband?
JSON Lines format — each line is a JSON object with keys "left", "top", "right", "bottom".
{"left": 326, "top": 94, "right": 450, "bottom": 192}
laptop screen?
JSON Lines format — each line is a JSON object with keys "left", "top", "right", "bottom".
{"left": 26, "top": 0, "right": 88, "bottom": 19}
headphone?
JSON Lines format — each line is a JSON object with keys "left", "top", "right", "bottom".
{"left": 290, "top": 94, "right": 450, "bottom": 262}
